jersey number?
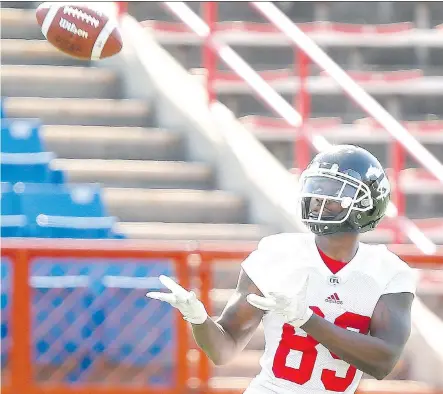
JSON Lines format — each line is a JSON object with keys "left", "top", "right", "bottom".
{"left": 272, "top": 307, "right": 371, "bottom": 392}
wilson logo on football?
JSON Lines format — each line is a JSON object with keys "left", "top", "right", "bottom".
{"left": 59, "top": 17, "right": 88, "bottom": 38}
{"left": 325, "top": 293, "right": 343, "bottom": 304}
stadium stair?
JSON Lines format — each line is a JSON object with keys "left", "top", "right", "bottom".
{"left": 129, "top": 1, "right": 443, "bottom": 244}
{"left": 125, "top": 1, "right": 443, "bottom": 388}
{"left": 2, "top": 2, "right": 442, "bottom": 392}
{"left": 0, "top": 5, "right": 271, "bottom": 241}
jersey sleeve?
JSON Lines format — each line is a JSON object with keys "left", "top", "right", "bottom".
{"left": 241, "top": 235, "right": 280, "bottom": 296}
{"left": 382, "top": 251, "right": 418, "bottom": 295}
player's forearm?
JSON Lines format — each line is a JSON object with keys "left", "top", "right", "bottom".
{"left": 191, "top": 317, "right": 237, "bottom": 366}
{"left": 302, "top": 314, "right": 397, "bottom": 379}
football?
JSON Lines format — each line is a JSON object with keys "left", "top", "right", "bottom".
{"left": 36, "top": 2, "right": 123, "bottom": 60}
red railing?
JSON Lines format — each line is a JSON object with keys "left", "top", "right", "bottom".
{"left": 2, "top": 239, "right": 443, "bottom": 394}
{"left": 201, "top": 2, "right": 312, "bottom": 170}
{"left": 1, "top": 240, "right": 191, "bottom": 394}
{"left": 159, "top": 1, "right": 443, "bottom": 250}
{"left": 251, "top": 1, "right": 443, "bottom": 243}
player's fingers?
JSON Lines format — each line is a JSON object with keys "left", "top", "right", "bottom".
{"left": 146, "top": 292, "right": 177, "bottom": 304}
{"left": 159, "top": 275, "right": 189, "bottom": 297}
{"left": 247, "top": 294, "right": 276, "bottom": 311}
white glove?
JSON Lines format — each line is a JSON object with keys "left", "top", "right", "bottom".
{"left": 246, "top": 274, "right": 312, "bottom": 328}
{"left": 146, "top": 275, "right": 208, "bottom": 325}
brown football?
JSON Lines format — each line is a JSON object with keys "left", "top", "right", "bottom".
{"left": 36, "top": 2, "right": 123, "bottom": 60}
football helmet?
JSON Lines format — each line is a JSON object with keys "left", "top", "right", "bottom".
{"left": 299, "top": 145, "right": 390, "bottom": 235}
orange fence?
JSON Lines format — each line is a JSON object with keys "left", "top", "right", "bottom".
{"left": 1, "top": 238, "right": 443, "bottom": 394}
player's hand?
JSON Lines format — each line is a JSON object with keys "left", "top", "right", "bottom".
{"left": 246, "top": 274, "right": 313, "bottom": 328}
{"left": 146, "top": 275, "right": 208, "bottom": 325}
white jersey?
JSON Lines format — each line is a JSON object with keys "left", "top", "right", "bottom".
{"left": 241, "top": 233, "right": 417, "bottom": 394}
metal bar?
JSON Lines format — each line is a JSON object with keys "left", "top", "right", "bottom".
{"left": 391, "top": 140, "right": 406, "bottom": 243}
{"left": 252, "top": 1, "right": 443, "bottom": 185}
{"left": 295, "top": 48, "right": 311, "bottom": 170}
{"left": 10, "top": 248, "right": 32, "bottom": 393}
{"left": 203, "top": 1, "right": 218, "bottom": 103}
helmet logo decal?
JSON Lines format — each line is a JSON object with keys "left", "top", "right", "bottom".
{"left": 366, "top": 165, "right": 383, "bottom": 179}
{"left": 376, "top": 176, "right": 391, "bottom": 198}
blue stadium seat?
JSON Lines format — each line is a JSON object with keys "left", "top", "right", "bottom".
{"left": 31, "top": 260, "right": 174, "bottom": 384}
{"left": 32, "top": 270, "right": 101, "bottom": 381}
{"left": 0, "top": 182, "right": 26, "bottom": 237}
{"left": 1, "top": 118, "right": 64, "bottom": 184}
{"left": 101, "top": 264, "right": 174, "bottom": 370}
{"left": 1, "top": 118, "right": 43, "bottom": 153}
{"left": 1, "top": 158, "right": 56, "bottom": 184}
{"left": 18, "top": 183, "right": 117, "bottom": 239}
{"left": 1, "top": 259, "right": 11, "bottom": 368}
{"left": 0, "top": 97, "right": 5, "bottom": 119}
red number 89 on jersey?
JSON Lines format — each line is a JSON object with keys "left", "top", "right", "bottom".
{"left": 273, "top": 307, "right": 371, "bottom": 392}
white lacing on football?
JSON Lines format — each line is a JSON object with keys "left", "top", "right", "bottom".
{"left": 63, "top": 6, "right": 100, "bottom": 29}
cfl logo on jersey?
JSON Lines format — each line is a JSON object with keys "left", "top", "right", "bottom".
{"left": 328, "top": 275, "right": 341, "bottom": 286}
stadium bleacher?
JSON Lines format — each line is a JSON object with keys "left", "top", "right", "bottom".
{"left": 0, "top": 101, "right": 121, "bottom": 239}
{"left": 0, "top": 4, "right": 270, "bottom": 242}
{"left": 30, "top": 260, "right": 175, "bottom": 384}
{"left": 1, "top": 117, "right": 63, "bottom": 184}
{"left": 126, "top": 1, "right": 443, "bottom": 388}
{"left": 1, "top": 1, "right": 443, "bottom": 392}
{"left": 132, "top": 1, "right": 443, "bottom": 243}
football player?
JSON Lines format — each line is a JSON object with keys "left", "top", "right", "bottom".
{"left": 147, "top": 145, "right": 416, "bottom": 394}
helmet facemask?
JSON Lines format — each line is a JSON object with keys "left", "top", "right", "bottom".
{"left": 299, "top": 165, "right": 374, "bottom": 235}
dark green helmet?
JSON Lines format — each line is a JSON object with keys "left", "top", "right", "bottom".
{"left": 299, "top": 145, "right": 391, "bottom": 235}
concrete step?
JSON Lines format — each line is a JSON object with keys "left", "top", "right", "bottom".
{"left": 118, "top": 222, "right": 271, "bottom": 241}
{"left": 128, "top": 2, "right": 181, "bottom": 22}
{"left": 1, "top": 39, "right": 89, "bottom": 66}
{"left": 42, "top": 125, "right": 184, "bottom": 161}
{"left": 223, "top": 93, "right": 443, "bottom": 124}
{"left": 261, "top": 139, "right": 443, "bottom": 174}
{"left": 4, "top": 97, "right": 151, "bottom": 127}
{"left": 104, "top": 188, "right": 247, "bottom": 224}
{"left": 0, "top": 7, "right": 45, "bottom": 40}
{"left": 53, "top": 159, "right": 214, "bottom": 190}
{"left": 1, "top": 65, "right": 121, "bottom": 99}
{"left": 1, "top": 2, "right": 36, "bottom": 9}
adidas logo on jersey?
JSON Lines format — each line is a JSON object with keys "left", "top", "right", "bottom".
{"left": 325, "top": 293, "right": 343, "bottom": 304}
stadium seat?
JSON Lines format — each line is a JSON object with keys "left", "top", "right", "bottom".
{"left": 1, "top": 159, "right": 55, "bottom": 184}
{"left": 1, "top": 259, "right": 11, "bottom": 369}
{"left": 1, "top": 118, "right": 43, "bottom": 153}
{"left": 31, "top": 261, "right": 174, "bottom": 383}
{"left": 0, "top": 182, "right": 26, "bottom": 237}
{"left": 0, "top": 97, "right": 5, "bottom": 118}
{"left": 101, "top": 264, "right": 174, "bottom": 368}
{"left": 1, "top": 118, "right": 64, "bottom": 184}
{"left": 17, "top": 183, "right": 117, "bottom": 239}
{"left": 31, "top": 265, "right": 100, "bottom": 382}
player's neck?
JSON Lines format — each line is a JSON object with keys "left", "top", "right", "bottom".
{"left": 315, "top": 234, "right": 359, "bottom": 263}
